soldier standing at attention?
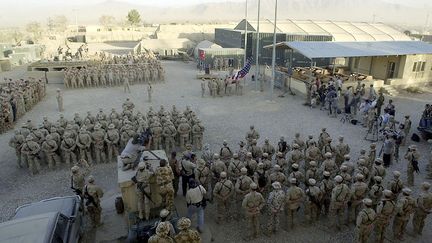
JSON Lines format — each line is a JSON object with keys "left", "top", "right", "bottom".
{"left": 393, "top": 188, "right": 416, "bottom": 240}
{"left": 213, "top": 171, "right": 234, "bottom": 224}
{"left": 375, "top": 190, "right": 395, "bottom": 243}
{"left": 412, "top": 182, "right": 432, "bottom": 235}
{"left": 330, "top": 175, "right": 350, "bottom": 230}
{"left": 156, "top": 159, "right": 175, "bottom": 211}
{"left": 355, "top": 198, "right": 376, "bottom": 243}
{"left": 285, "top": 178, "right": 304, "bottom": 230}
{"left": 84, "top": 175, "right": 104, "bottom": 227}
{"left": 266, "top": 182, "right": 285, "bottom": 235}
{"left": 242, "top": 182, "right": 265, "bottom": 240}
{"left": 56, "top": 88, "right": 63, "bottom": 112}
{"left": 174, "top": 217, "right": 201, "bottom": 243}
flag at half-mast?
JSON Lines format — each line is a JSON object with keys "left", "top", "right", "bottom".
{"left": 232, "top": 57, "right": 253, "bottom": 80}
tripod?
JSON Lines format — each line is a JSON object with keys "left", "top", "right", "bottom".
{"left": 365, "top": 118, "right": 379, "bottom": 142}
{"left": 340, "top": 113, "right": 352, "bottom": 124}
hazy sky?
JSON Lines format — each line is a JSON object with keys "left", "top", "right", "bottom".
{"left": 2, "top": 0, "right": 245, "bottom": 6}
{"left": 1, "top": 0, "right": 429, "bottom": 7}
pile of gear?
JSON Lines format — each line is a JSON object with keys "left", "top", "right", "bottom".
{"left": 170, "top": 125, "right": 431, "bottom": 241}
{"left": 63, "top": 54, "right": 165, "bottom": 89}
{"left": 9, "top": 99, "right": 204, "bottom": 175}
{"left": 0, "top": 78, "right": 46, "bottom": 134}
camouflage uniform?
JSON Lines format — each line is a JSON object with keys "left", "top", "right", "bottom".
{"left": 335, "top": 136, "right": 350, "bottom": 167}
{"left": 174, "top": 217, "right": 200, "bottom": 243}
{"left": 227, "top": 154, "right": 244, "bottom": 184}
{"left": 412, "top": 182, "right": 432, "bottom": 235}
{"left": 392, "top": 188, "right": 416, "bottom": 240}
{"left": 60, "top": 133, "right": 78, "bottom": 165}
{"left": 285, "top": 178, "right": 304, "bottom": 229}
{"left": 76, "top": 127, "right": 93, "bottom": 164}
{"left": 71, "top": 166, "right": 86, "bottom": 195}
{"left": 369, "top": 176, "right": 384, "bottom": 209}
{"left": 41, "top": 134, "right": 61, "bottom": 169}
{"left": 162, "top": 121, "right": 177, "bottom": 153}
{"left": 268, "top": 165, "right": 287, "bottom": 186}
{"left": 194, "top": 159, "right": 211, "bottom": 196}
{"left": 387, "top": 171, "right": 403, "bottom": 200}
{"left": 267, "top": 182, "right": 285, "bottom": 234}
{"left": 134, "top": 162, "right": 154, "bottom": 220}
{"left": 177, "top": 118, "right": 191, "bottom": 149}
{"left": 355, "top": 198, "right": 376, "bottom": 243}
{"left": 9, "top": 130, "right": 25, "bottom": 168}
{"left": 85, "top": 176, "right": 104, "bottom": 227}
{"left": 156, "top": 163, "right": 175, "bottom": 211}
{"left": 405, "top": 146, "right": 420, "bottom": 186}
{"left": 149, "top": 221, "right": 174, "bottom": 243}
{"left": 330, "top": 175, "right": 350, "bottom": 229}
{"left": 92, "top": 124, "right": 107, "bottom": 164}
{"left": 261, "top": 139, "right": 275, "bottom": 159}
{"left": 213, "top": 172, "right": 234, "bottom": 223}
{"left": 191, "top": 120, "right": 204, "bottom": 150}
{"left": 235, "top": 168, "right": 253, "bottom": 218}
{"left": 21, "top": 135, "right": 41, "bottom": 174}
{"left": 105, "top": 124, "right": 119, "bottom": 163}
{"left": 305, "top": 179, "right": 322, "bottom": 224}
{"left": 242, "top": 183, "right": 265, "bottom": 239}
{"left": 245, "top": 125, "right": 259, "bottom": 148}
{"left": 349, "top": 174, "right": 368, "bottom": 223}
{"left": 375, "top": 190, "right": 396, "bottom": 243}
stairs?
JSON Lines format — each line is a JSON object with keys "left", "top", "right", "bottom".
{"left": 380, "top": 85, "right": 399, "bottom": 97}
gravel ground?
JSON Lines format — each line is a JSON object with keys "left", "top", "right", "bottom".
{"left": 0, "top": 59, "right": 431, "bottom": 243}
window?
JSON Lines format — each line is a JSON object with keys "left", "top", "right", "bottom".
{"left": 412, "top": 61, "right": 427, "bottom": 72}
{"left": 421, "top": 62, "right": 426, "bottom": 72}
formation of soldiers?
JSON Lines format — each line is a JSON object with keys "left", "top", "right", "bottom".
{"left": 168, "top": 126, "right": 431, "bottom": 241}
{"left": 0, "top": 78, "right": 46, "bottom": 134}
{"left": 201, "top": 77, "right": 243, "bottom": 98}
{"left": 63, "top": 54, "right": 165, "bottom": 89}
{"left": 9, "top": 99, "right": 203, "bottom": 175}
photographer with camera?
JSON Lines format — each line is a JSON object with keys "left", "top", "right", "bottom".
{"left": 120, "top": 130, "right": 151, "bottom": 171}
{"left": 381, "top": 133, "right": 395, "bottom": 167}
{"left": 186, "top": 178, "right": 207, "bottom": 233}
{"left": 180, "top": 153, "right": 197, "bottom": 197}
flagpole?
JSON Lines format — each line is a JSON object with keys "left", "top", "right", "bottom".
{"left": 270, "top": 0, "right": 278, "bottom": 101}
{"left": 255, "top": 0, "right": 261, "bottom": 92}
{"left": 244, "top": 0, "right": 248, "bottom": 67}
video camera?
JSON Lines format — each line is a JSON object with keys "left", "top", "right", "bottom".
{"left": 138, "top": 128, "right": 152, "bottom": 147}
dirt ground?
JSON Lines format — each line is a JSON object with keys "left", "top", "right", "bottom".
{"left": 1, "top": 47, "right": 432, "bottom": 242}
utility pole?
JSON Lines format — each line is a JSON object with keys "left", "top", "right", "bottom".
{"left": 73, "top": 9, "right": 78, "bottom": 33}
{"left": 270, "top": 0, "right": 278, "bottom": 101}
{"left": 244, "top": 0, "right": 248, "bottom": 67}
{"left": 255, "top": 0, "right": 261, "bottom": 92}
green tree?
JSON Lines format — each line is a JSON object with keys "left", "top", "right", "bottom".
{"left": 26, "top": 22, "right": 43, "bottom": 42}
{"left": 99, "top": 15, "right": 116, "bottom": 30}
{"left": 127, "top": 9, "right": 141, "bottom": 26}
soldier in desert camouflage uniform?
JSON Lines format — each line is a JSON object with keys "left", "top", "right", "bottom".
{"left": 156, "top": 159, "right": 175, "bottom": 211}
{"left": 174, "top": 217, "right": 200, "bottom": 243}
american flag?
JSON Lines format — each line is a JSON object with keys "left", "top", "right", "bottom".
{"left": 232, "top": 57, "right": 253, "bottom": 80}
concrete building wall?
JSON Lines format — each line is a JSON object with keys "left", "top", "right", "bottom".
{"left": 397, "top": 54, "right": 432, "bottom": 85}
{"left": 370, "top": 56, "right": 401, "bottom": 80}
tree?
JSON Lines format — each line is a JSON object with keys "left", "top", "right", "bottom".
{"left": 26, "top": 22, "right": 43, "bottom": 42}
{"left": 127, "top": 9, "right": 141, "bottom": 26}
{"left": 99, "top": 15, "right": 116, "bottom": 30}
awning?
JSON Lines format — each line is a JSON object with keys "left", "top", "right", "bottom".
{"left": 264, "top": 41, "right": 432, "bottom": 59}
